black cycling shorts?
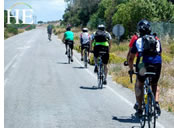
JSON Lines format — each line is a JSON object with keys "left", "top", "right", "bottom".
{"left": 137, "top": 63, "right": 162, "bottom": 84}
{"left": 94, "top": 45, "right": 109, "bottom": 64}
{"left": 81, "top": 43, "right": 90, "bottom": 52}
{"left": 65, "top": 40, "right": 74, "bottom": 49}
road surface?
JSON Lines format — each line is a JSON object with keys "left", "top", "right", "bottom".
{"left": 4, "top": 27, "right": 174, "bottom": 128}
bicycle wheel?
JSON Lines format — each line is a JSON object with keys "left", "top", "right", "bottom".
{"left": 99, "top": 65, "right": 103, "bottom": 89}
{"left": 140, "top": 103, "right": 146, "bottom": 128}
{"left": 67, "top": 46, "right": 71, "bottom": 64}
{"left": 84, "top": 49, "right": 87, "bottom": 68}
{"left": 147, "top": 93, "right": 156, "bottom": 128}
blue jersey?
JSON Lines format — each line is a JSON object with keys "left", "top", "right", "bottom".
{"left": 131, "top": 37, "right": 162, "bottom": 64}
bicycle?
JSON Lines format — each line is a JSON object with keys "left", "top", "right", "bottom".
{"left": 97, "top": 51, "right": 107, "bottom": 89}
{"left": 83, "top": 44, "right": 89, "bottom": 68}
{"left": 124, "top": 62, "right": 159, "bottom": 128}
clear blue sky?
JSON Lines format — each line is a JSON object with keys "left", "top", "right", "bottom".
{"left": 4, "top": 0, "right": 66, "bottom": 22}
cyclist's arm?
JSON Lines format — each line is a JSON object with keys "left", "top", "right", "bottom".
{"left": 128, "top": 53, "right": 135, "bottom": 71}
{"left": 128, "top": 42, "right": 137, "bottom": 70}
{"left": 90, "top": 39, "right": 94, "bottom": 51}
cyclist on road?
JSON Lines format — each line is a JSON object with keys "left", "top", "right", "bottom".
{"left": 47, "top": 24, "right": 53, "bottom": 41}
{"left": 90, "top": 24, "right": 112, "bottom": 85}
{"left": 63, "top": 27, "right": 74, "bottom": 62}
{"left": 128, "top": 19, "right": 162, "bottom": 117}
{"left": 80, "top": 28, "right": 91, "bottom": 61}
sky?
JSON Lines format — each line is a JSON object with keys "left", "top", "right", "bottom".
{"left": 4, "top": 0, "right": 67, "bottom": 23}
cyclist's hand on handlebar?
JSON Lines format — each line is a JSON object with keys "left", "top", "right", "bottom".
{"left": 124, "top": 61, "right": 128, "bottom": 66}
{"left": 128, "top": 69, "right": 134, "bottom": 75}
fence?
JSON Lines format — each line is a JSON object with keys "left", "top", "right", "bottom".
{"left": 151, "top": 22, "right": 174, "bottom": 40}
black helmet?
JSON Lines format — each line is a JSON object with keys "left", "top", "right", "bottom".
{"left": 98, "top": 24, "right": 105, "bottom": 31}
{"left": 137, "top": 19, "right": 151, "bottom": 35}
{"left": 82, "top": 28, "right": 88, "bottom": 32}
{"left": 66, "top": 26, "right": 71, "bottom": 31}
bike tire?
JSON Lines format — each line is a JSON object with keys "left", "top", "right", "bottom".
{"left": 147, "top": 93, "right": 156, "bottom": 128}
{"left": 98, "top": 65, "right": 103, "bottom": 89}
{"left": 140, "top": 103, "right": 146, "bottom": 128}
{"left": 84, "top": 49, "right": 87, "bottom": 68}
{"left": 68, "top": 47, "right": 71, "bottom": 64}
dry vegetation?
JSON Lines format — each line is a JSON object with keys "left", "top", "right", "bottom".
{"left": 54, "top": 27, "right": 174, "bottom": 112}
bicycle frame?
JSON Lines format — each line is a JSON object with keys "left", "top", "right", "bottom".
{"left": 97, "top": 55, "right": 105, "bottom": 89}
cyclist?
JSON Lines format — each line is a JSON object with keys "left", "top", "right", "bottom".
{"left": 128, "top": 19, "right": 162, "bottom": 116}
{"left": 80, "top": 28, "right": 91, "bottom": 61}
{"left": 47, "top": 24, "right": 53, "bottom": 41}
{"left": 62, "top": 27, "right": 74, "bottom": 62}
{"left": 126, "top": 32, "right": 139, "bottom": 111}
{"left": 90, "top": 24, "right": 112, "bottom": 85}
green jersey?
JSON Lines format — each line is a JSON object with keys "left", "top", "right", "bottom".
{"left": 64, "top": 31, "right": 74, "bottom": 41}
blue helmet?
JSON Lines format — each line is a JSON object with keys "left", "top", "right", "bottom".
{"left": 137, "top": 19, "right": 151, "bottom": 35}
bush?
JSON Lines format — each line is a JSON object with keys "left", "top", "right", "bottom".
{"left": 7, "top": 25, "right": 18, "bottom": 34}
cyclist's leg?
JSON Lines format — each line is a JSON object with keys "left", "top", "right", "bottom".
{"left": 150, "top": 63, "right": 162, "bottom": 115}
{"left": 102, "top": 46, "right": 109, "bottom": 84}
{"left": 94, "top": 46, "right": 99, "bottom": 72}
{"left": 136, "top": 75, "right": 145, "bottom": 111}
{"left": 81, "top": 44, "right": 84, "bottom": 61}
{"left": 70, "top": 41, "right": 74, "bottom": 61}
{"left": 65, "top": 40, "right": 68, "bottom": 54}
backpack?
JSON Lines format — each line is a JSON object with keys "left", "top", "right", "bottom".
{"left": 94, "top": 30, "right": 107, "bottom": 42}
{"left": 142, "top": 35, "right": 158, "bottom": 56}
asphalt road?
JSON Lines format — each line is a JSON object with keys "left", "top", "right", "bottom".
{"left": 4, "top": 27, "right": 174, "bottom": 128}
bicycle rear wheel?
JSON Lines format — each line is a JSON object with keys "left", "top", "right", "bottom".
{"left": 84, "top": 49, "right": 87, "bottom": 68}
{"left": 97, "top": 65, "right": 103, "bottom": 89}
{"left": 67, "top": 46, "right": 71, "bottom": 64}
{"left": 148, "top": 93, "right": 156, "bottom": 128}
{"left": 140, "top": 103, "right": 146, "bottom": 128}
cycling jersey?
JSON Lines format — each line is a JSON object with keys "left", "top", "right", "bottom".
{"left": 131, "top": 37, "right": 162, "bottom": 64}
{"left": 64, "top": 31, "right": 74, "bottom": 41}
{"left": 92, "top": 31, "right": 112, "bottom": 47}
{"left": 80, "top": 32, "right": 90, "bottom": 44}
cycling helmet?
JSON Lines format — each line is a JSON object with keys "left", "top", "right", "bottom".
{"left": 66, "top": 26, "right": 71, "bottom": 31}
{"left": 98, "top": 24, "right": 105, "bottom": 31}
{"left": 137, "top": 19, "right": 151, "bottom": 35}
{"left": 82, "top": 28, "right": 88, "bottom": 32}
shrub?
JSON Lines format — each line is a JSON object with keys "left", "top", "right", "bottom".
{"left": 7, "top": 25, "right": 18, "bottom": 34}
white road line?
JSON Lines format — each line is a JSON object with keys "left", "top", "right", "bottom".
{"left": 73, "top": 55, "right": 165, "bottom": 128}
{"left": 4, "top": 54, "right": 18, "bottom": 73}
